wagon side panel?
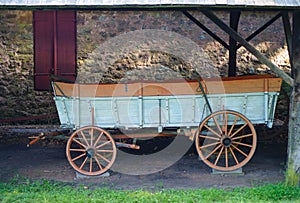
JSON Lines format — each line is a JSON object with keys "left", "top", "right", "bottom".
{"left": 168, "top": 97, "right": 197, "bottom": 127}
{"left": 54, "top": 97, "right": 75, "bottom": 128}
{"left": 93, "top": 98, "right": 116, "bottom": 128}
{"left": 243, "top": 93, "right": 265, "bottom": 124}
{"left": 114, "top": 97, "right": 140, "bottom": 128}
{"left": 143, "top": 98, "right": 161, "bottom": 127}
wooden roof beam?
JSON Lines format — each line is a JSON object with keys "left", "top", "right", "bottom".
{"left": 202, "top": 9, "right": 294, "bottom": 86}
{"left": 182, "top": 11, "right": 229, "bottom": 49}
{"left": 236, "top": 12, "right": 282, "bottom": 50}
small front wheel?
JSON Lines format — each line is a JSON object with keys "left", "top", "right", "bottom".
{"left": 195, "top": 110, "right": 257, "bottom": 171}
{"left": 66, "top": 126, "right": 117, "bottom": 176}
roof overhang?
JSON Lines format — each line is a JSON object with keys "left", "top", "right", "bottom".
{"left": 0, "top": 0, "right": 300, "bottom": 10}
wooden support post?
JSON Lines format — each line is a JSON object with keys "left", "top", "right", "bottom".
{"left": 282, "top": 12, "right": 294, "bottom": 78}
{"left": 287, "top": 11, "right": 300, "bottom": 177}
{"left": 228, "top": 11, "right": 240, "bottom": 76}
{"left": 202, "top": 10, "right": 294, "bottom": 87}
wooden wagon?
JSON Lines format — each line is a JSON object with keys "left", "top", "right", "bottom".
{"left": 52, "top": 74, "right": 282, "bottom": 176}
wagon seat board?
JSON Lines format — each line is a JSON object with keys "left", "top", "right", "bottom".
{"left": 52, "top": 74, "right": 282, "bottom": 130}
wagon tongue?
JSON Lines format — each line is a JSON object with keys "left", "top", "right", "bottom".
{"left": 115, "top": 142, "right": 140, "bottom": 150}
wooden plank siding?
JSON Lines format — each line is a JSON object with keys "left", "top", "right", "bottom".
{"left": 53, "top": 74, "right": 282, "bottom": 97}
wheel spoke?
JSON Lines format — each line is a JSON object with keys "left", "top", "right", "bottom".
{"left": 231, "top": 144, "right": 248, "bottom": 157}
{"left": 96, "top": 153, "right": 111, "bottom": 163}
{"left": 225, "top": 147, "right": 228, "bottom": 168}
{"left": 72, "top": 138, "right": 87, "bottom": 148}
{"left": 94, "top": 132, "right": 104, "bottom": 146}
{"left": 79, "top": 157, "right": 88, "bottom": 169}
{"left": 72, "top": 152, "right": 86, "bottom": 162}
{"left": 96, "top": 140, "right": 111, "bottom": 149}
{"left": 79, "top": 131, "right": 89, "bottom": 147}
{"left": 214, "top": 146, "right": 224, "bottom": 165}
{"left": 222, "top": 113, "right": 228, "bottom": 135}
{"left": 199, "top": 134, "right": 220, "bottom": 141}
{"left": 95, "top": 157, "right": 103, "bottom": 170}
{"left": 229, "top": 147, "right": 239, "bottom": 165}
{"left": 200, "top": 141, "right": 220, "bottom": 149}
{"left": 232, "top": 134, "right": 253, "bottom": 140}
{"left": 89, "top": 158, "right": 93, "bottom": 173}
{"left": 232, "top": 141, "right": 252, "bottom": 148}
{"left": 204, "top": 124, "right": 222, "bottom": 138}
{"left": 228, "top": 115, "right": 239, "bottom": 137}
{"left": 70, "top": 148, "right": 86, "bottom": 152}
{"left": 204, "top": 144, "right": 222, "bottom": 160}
{"left": 230, "top": 123, "right": 248, "bottom": 138}
{"left": 90, "top": 128, "right": 94, "bottom": 146}
{"left": 212, "top": 117, "right": 223, "bottom": 134}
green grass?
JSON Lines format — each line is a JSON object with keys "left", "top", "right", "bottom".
{"left": 285, "top": 163, "right": 300, "bottom": 187}
{"left": 0, "top": 177, "right": 299, "bottom": 203}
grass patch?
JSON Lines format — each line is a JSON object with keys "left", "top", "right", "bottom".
{"left": 0, "top": 177, "right": 299, "bottom": 203}
{"left": 285, "top": 164, "right": 300, "bottom": 187}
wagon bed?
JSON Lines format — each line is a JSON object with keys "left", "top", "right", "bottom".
{"left": 52, "top": 74, "right": 282, "bottom": 175}
{"left": 53, "top": 74, "right": 281, "bottom": 130}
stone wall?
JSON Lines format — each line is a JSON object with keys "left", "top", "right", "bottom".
{"left": 0, "top": 11, "right": 58, "bottom": 125}
{"left": 0, "top": 10, "right": 290, "bottom": 124}
{"left": 77, "top": 10, "right": 289, "bottom": 80}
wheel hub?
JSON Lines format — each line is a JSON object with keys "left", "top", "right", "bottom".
{"left": 86, "top": 148, "right": 95, "bottom": 158}
{"left": 221, "top": 136, "right": 232, "bottom": 147}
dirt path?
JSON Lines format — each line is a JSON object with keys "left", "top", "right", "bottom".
{"left": 0, "top": 126, "right": 286, "bottom": 190}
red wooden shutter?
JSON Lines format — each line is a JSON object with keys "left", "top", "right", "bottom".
{"left": 33, "top": 11, "right": 54, "bottom": 90}
{"left": 33, "top": 11, "right": 76, "bottom": 91}
{"left": 56, "top": 11, "right": 77, "bottom": 81}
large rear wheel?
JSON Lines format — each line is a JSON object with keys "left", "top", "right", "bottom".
{"left": 195, "top": 110, "right": 257, "bottom": 171}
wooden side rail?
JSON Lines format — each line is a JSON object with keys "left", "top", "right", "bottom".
{"left": 53, "top": 74, "right": 282, "bottom": 97}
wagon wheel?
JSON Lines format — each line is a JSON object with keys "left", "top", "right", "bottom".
{"left": 195, "top": 110, "right": 257, "bottom": 171}
{"left": 66, "top": 126, "right": 117, "bottom": 176}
